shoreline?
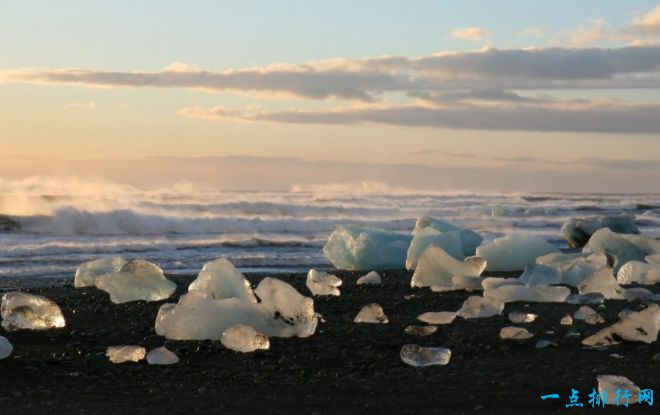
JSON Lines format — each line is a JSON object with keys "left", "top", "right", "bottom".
{"left": 0, "top": 270, "right": 658, "bottom": 414}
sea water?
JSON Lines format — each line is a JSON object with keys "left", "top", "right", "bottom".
{"left": 0, "top": 189, "right": 658, "bottom": 280}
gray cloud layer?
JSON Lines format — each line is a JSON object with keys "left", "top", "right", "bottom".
{"left": 179, "top": 102, "right": 660, "bottom": 134}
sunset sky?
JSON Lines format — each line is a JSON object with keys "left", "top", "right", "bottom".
{"left": 2, "top": 0, "right": 660, "bottom": 193}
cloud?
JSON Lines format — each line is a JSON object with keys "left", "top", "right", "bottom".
{"left": 179, "top": 101, "right": 660, "bottom": 134}
{"left": 630, "top": 4, "right": 660, "bottom": 35}
{"left": 3, "top": 45, "right": 660, "bottom": 103}
{"left": 451, "top": 27, "right": 490, "bottom": 42}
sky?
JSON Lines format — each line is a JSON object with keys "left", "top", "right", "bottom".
{"left": 1, "top": 0, "right": 660, "bottom": 193}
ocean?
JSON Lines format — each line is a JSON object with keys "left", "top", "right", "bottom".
{"left": 1, "top": 185, "right": 659, "bottom": 280}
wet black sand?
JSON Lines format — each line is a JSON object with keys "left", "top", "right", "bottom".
{"left": 0, "top": 271, "right": 658, "bottom": 415}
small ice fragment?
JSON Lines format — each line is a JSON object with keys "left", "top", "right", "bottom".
{"left": 508, "top": 311, "right": 537, "bottom": 324}
{"left": 582, "top": 304, "right": 659, "bottom": 347}
{"left": 357, "top": 271, "right": 382, "bottom": 285}
{"left": 597, "top": 375, "right": 641, "bottom": 406}
{"left": 1, "top": 292, "right": 66, "bottom": 331}
{"left": 95, "top": 260, "right": 176, "bottom": 304}
{"left": 417, "top": 311, "right": 456, "bottom": 325}
{"left": 566, "top": 330, "right": 581, "bottom": 337}
{"left": 573, "top": 306, "right": 597, "bottom": 320}
{"left": 535, "top": 340, "right": 556, "bottom": 349}
{"left": 221, "top": 324, "right": 270, "bottom": 353}
{"left": 456, "top": 296, "right": 504, "bottom": 319}
{"left": 566, "top": 293, "right": 604, "bottom": 305}
{"left": 0, "top": 336, "right": 13, "bottom": 359}
{"left": 188, "top": 257, "right": 257, "bottom": 302}
{"left": 585, "top": 313, "right": 605, "bottom": 325}
{"left": 106, "top": 345, "right": 146, "bottom": 363}
{"left": 323, "top": 225, "right": 411, "bottom": 270}
{"left": 400, "top": 344, "right": 451, "bottom": 367}
{"left": 499, "top": 326, "right": 534, "bottom": 340}
{"left": 74, "top": 257, "right": 127, "bottom": 288}
{"left": 354, "top": 303, "right": 388, "bottom": 324}
{"left": 404, "top": 325, "right": 438, "bottom": 336}
{"left": 476, "top": 234, "right": 558, "bottom": 272}
{"left": 561, "top": 315, "right": 574, "bottom": 326}
{"left": 609, "top": 353, "right": 624, "bottom": 359}
{"left": 146, "top": 347, "right": 179, "bottom": 365}
{"left": 306, "top": 269, "right": 341, "bottom": 296}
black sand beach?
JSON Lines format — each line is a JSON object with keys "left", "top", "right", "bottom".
{"left": 0, "top": 271, "right": 658, "bottom": 415}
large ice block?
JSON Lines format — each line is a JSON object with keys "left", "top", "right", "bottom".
{"left": 155, "top": 277, "right": 317, "bottom": 340}
{"left": 406, "top": 228, "right": 464, "bottom": 270}
{"left": 583, "top": 228, "right": 660, "bottom": 273}
{"left": 582, "top": 304, "right": 659, "bottom": 346}
{"left": 95, "top": 260, "right": 177, "bottom": 304}
{"left": 561, "top": 215, "right": 639, "bottom": 248}
{"left": 535, "top": 252, "right": 609, "bottom": 286}
{"left": 476, "top": 234, "right": 558, "bottom": 272}
{"left": 485, "top": 284, "right": 570, "bottom": 303}
{"left": 412, "top": 216, "right": 482, "bottom": 256}
{"left": 323, "top": 225, "right": 412, "bottom": 270}
{"left": 616, "top": 260, "right": 660, "bottom": 285}
{"left": 577, "top": 267, "right": 625, "bottom": 300}
{"left": 74, "top": 257, "right": 127, "bottom": 288}
{"left": 410, "top": 245, "right": 486, "bottom": 289}
{"left": 1, "top": 292, "right": 66, "bottom": 331}
{"left": 188, "top": 257, "right": 257, "bottom": 302}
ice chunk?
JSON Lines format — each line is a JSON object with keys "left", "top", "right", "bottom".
{"left": 323, "top": 225, "right": 411, "bottom": 270}
{"left": 221, "top": 324, "right": 270, "bottom": 353}
{"left": 583, "top": 228, "right": 660, "bottom": 273}
{"left": 485, "top": 285, "right": 570, "bottom": 303}
{"left": 411, "top": 245, "right": 486, "bottom": 289}
{"left": 95, "top": 260, "right": 176, "bottom": 304}
{"left": 561, "top": 215, "right": 639, "bottom": 248}
{"left": 404, "top": 325, "right": 438, "bottom": 336}
{"left": 156, "top": 278, "right": 317, "bottom": 340}
{"left": 536, "top": 252, "right": 609, "bottom": 287}
{"left": 417, "top": 311, "right": 456, "bottom": 325}
{"left": 106, "top": 345, "right": 146, "bottom": 363}
{"left": 536, "top": 340, "right": 557, "bottom": 349}
{"left": 597, "top": 375, "right": 641, "bottom": 406}
{"left": 508, "top": 311, "right": 537, "bottom": 323}
{"left": 500, "top": 326, "right": 533, "bottom": 340}
{"left": 357, "top": 271, "right": 382, "bottom": 285}
{"left": 577, "top": 268, "right": 625, "bottom": 300}
{"left": 518, "top": 264, "right": 562, "bottom": 286}
{"left": 481, "top": 277, "right": 524, "bottom": 291}
{"left": 146, "top": 347, "right": 179, "bottom": 365}
{"left": 456, "top": 296, "right": 504, "bottom": 318}
{"left": 647, "top": 253, "right": 660, "bottom": 264}
{"left": 188, "top": 258, "right": 257, "bottom": 302}
{"left": 400, "top": 344, "right": 451, "bottom": 367}
{"left": 306, "top": 269, "right": 341, "bottom": 296}
{"left": 412, "top": 216, "right": 483, "bottom": 256}
{"left": 617, "top": 260, "right": 660, "bottom": 285}
{"left": 585, "top": 313, "right": 605, "bottom": 325}
{"left": 582, "top": 304, "right": 659, "bottom": 346}
{"left": 561, "top": 315, "right": 573, "bottom": 325}
{"left": 622, "top": 287, "right": 653, "bottom": 301}
{"left": 74, "top": 257, "right": 127, "bottom": 288}
{"left": 406, "top": 228, "right": 464, "bottom": 270}
{"left": 0, "top": 336, "right": 12, "bottom": 359}
{"left": 566, "top": 293, "right": 605, "bottom": 305}
{"left": 354, "top": 303, "right": 388, "bottom": 324}
{"left": 1, "top": 292, "right": 66, "bottom": 331}
{"left": 476, "top": 234, "right": 558, "bottom": 272}
{"left": 573, "top": 306, "right": 597, "bottom": 320}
